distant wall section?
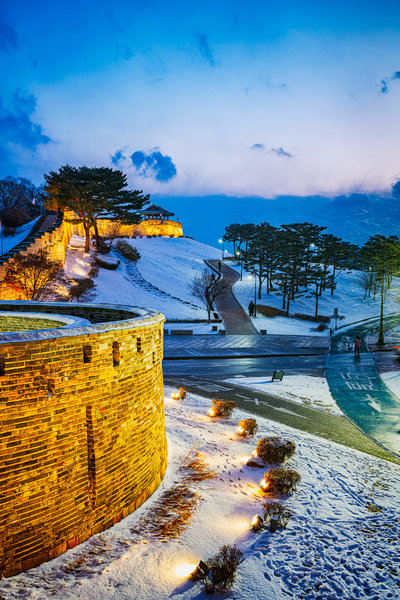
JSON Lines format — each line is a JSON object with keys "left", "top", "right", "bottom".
{"left": 0, "top": 213, "right": 74, "bottom": 300}
{"left": 69, "top": 217, "right": 183, "bottom": 238}
{"left": 0, "top": 303, "right": 166, "bottom": 577}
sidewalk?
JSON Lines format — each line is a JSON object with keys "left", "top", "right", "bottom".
{"left": 164, "top": 333, "right": 330, "bottom": 358}
{"left": 205, "top": 259, "right": 258, "bottom": 335}
{"left": 326, "top": 317, "right": 400, "bottom": 457}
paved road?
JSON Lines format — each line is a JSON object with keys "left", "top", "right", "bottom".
{"left": 327, "top": 315, "right": 400, "bottom": 457}
{"left": 164, "top": 374, "right": 400, "bottom": 464}
{"left": 205, "top": 260, "right": 258, "bottom": 335}
{"left": 163, "top": 355, "right": 326, "bottom": 379}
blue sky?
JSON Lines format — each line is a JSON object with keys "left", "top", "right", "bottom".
{"left": 1, "top": 0, "right": 400, "bottom": 199}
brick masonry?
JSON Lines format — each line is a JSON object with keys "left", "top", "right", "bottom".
{"left": 0, "top": 302, "right": 167, "bottom": 577}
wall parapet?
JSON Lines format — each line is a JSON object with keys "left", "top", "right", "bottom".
{"left": 0, "top": 301, "right": 166, "bottom": 577}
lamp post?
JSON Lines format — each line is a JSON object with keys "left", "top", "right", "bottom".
{"left": 254, "top": 271, "right": 257, "bottom": 317}
{"left": 219, "top": 238, "right": 224, "bottom": 261}
{"left": 236, "top": 250, "right": 242, "bottom": 280}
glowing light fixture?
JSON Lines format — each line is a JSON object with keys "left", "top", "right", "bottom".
{"left": 175, "top": 562, "right": 198, "bottom": 578}
{"left": 208, "top": 408, "right": 216, "bottom": 417}
{"left": 190, "top": 560, "right": 209, "bottom": 581}
{"left": 260, "top": 476, "right": 270, "bottom": 492}
{"left": 250, "top": 514, "right": 263, "bottom": 532}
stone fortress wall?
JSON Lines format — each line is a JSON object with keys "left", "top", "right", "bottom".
{"left": 0, "top": 301, "right": 167, "bottom": 577}
{"left": 0, "top": 213, "right": 75, "bottom": 301}
{"left": 0, "top": 211, "right": 183, "bottom": 301}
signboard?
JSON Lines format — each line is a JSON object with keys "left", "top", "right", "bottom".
{"left": 272, "top": 370, "right": 284, "bottom": 382}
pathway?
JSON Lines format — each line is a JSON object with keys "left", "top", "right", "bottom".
{"left": 114, "top": 250, "right": 202, "bottom": 310}
{"left": 205, "top": 259, "right": 258, "bottom": 335}
{"left": 326, "top": 315, "right": 400, "bottom": 457}
{"left": 164, "top": 332, "right": 330, "bottom": 358}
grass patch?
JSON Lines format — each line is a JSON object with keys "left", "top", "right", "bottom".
{"left": 131, "top": 450, "right": 216, "bottom": 541}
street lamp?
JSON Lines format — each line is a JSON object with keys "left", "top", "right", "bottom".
{"left": 236, "top": 250, "right": 242, "bottom": 280}
{"left": 219, "top": 238, "right": 224, "bottom": 261}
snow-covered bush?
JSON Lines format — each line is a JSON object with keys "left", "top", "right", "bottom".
{"left": 206, "top": 544, "right": 244, "bottom": 591}
{"left": 237, "top": 418, "right": 258, "bottom": 436}
{"left": 115, "top": 240, "right": 141, "bottom": 262}
{"left": 208, "top": 399, "right": 237, "bottom": 418}
{"left": 255, "top": 436, "right": 296, "bottom": 464}
{"left": 267, "top": 467, "right": 301, "bottom": 495}
{"left": 263, "top": 500, "right": 291, "bottom": 528}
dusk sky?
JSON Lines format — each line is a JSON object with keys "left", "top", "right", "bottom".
{"left": 1, "top": 0, "right": 400, "bottom": 199}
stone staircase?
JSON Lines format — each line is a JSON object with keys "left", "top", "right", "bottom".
{"left": 114, "top": 251, "right": 202, "bottom": 310}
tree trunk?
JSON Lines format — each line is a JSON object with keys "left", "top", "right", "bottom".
{"left": 83, "top": 220, "right": 91, "bottom": 253}
{"left": 377, "top": 278, "right": 385, "bottom": 346}
{"left": 93, "top": 220, "right": 100, "bottom": 249}
{"left": 286, "top": 296, "right": 290, "bottom": 316}
{"left": 314, "top": 287, "right": 319, "bottom": 318}
{"left": 331, "top": 265, "right": 336, "bottom": 294}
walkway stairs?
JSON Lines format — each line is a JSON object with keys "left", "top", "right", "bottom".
{"left": 114, "top": 250, "right": 202, "bottom": 310}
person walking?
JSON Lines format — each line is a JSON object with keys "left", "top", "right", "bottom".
{"left": 248, "top": 301, "right": 255, "bottom": 317}
{"left": 354, "top": 335, "right": 361, "bottom": 358}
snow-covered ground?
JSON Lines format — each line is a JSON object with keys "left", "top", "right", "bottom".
{"left": 0, "top": 217, "right": 40, "bottom": 255}
{"left": 225, "top": 375, "right": 343, "bottom": 416}
{"left": 64, "top": 237, "right": 399, "bottom": 333}
{"left": 2, "top": 389, "right": 399, "bottom": 600}
{"left": 64, "top": 236, "right": 221, "bottom": 320}
{"left": 231, "top": 262, "right": 400, "bottom": 336}
{"left": 380, "top": 372, "right": 400, "bottom": 401}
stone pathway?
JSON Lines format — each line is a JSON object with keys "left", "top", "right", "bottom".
{"left": 164, "top": 333, "right": 330, "bottom": 358}
{"left": 205, "top": 259, "right": 258, "bottom": 335}
{"left": 114, "top": 250, "right": 202, "bottom": 310}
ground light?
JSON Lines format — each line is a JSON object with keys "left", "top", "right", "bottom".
{"left": 237, "top": 424, "right": 245, "bottom": 435}
{"left": 171, "top": 387, "right": 187, "bottom": 400}
{"left": 260, "top": 475, "right": 270, "bottom": 492}
{"left": 175, "top": 562, "right": 198, "bottom": 578}
{"left": 208, "top": 408, "right": 217, "bottom": 417}
{"left": 190, "top": 560, "right": 210, "bottom": 581}
{"left": 250, "top": 514, "right": 263, "bottom": 532}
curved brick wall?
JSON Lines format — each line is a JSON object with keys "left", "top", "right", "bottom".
{"left": 0, "top": 302, "right": 166, "bottom": 577}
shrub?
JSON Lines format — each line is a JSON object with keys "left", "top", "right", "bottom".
{"left": 237, "top": 418, "right": 258, "bottom": 436}
{"left": 88, "top": 265, "right": 99, "bottom": 278}
{"left": 206, "top": 544, "right": 243, "bottom": 590}
{"left": 263, "top": 501, "right": 291, "bottom": 528}
{"left": 255, "top": 436, "right": 296, "bottom": 464}
{"left": 115, "top": 240, "right": 141, "bottom": 262}
{"left": 257, "top": 304, "right": 288, "bottom": 318}
{"left": 315, "top": 322, "right": 328, "bottom": 332}
{"left": 69, "top": 278, "right": 96, "bottom": 302}
{"left": 208, "top": 399, "right": 237, "bottom": 418}
{"left": 266, "top": 467, "right": 301, "bottom": 495}
{"left": 293, "top": 313, "right": 330, "bottom": 323}
{"left": 96, "top": 236, "right": 111, "bottom": 254}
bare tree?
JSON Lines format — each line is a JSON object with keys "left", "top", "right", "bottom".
{"left": 4, "top": 249, "right": 63, "bottom": 300}
{"left": 188, "top": 268, "right": 229, "bottom": 321}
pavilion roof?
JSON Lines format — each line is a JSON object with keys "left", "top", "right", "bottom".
{"left": 140, "top": 204, "right": 175, "bottom": 217}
